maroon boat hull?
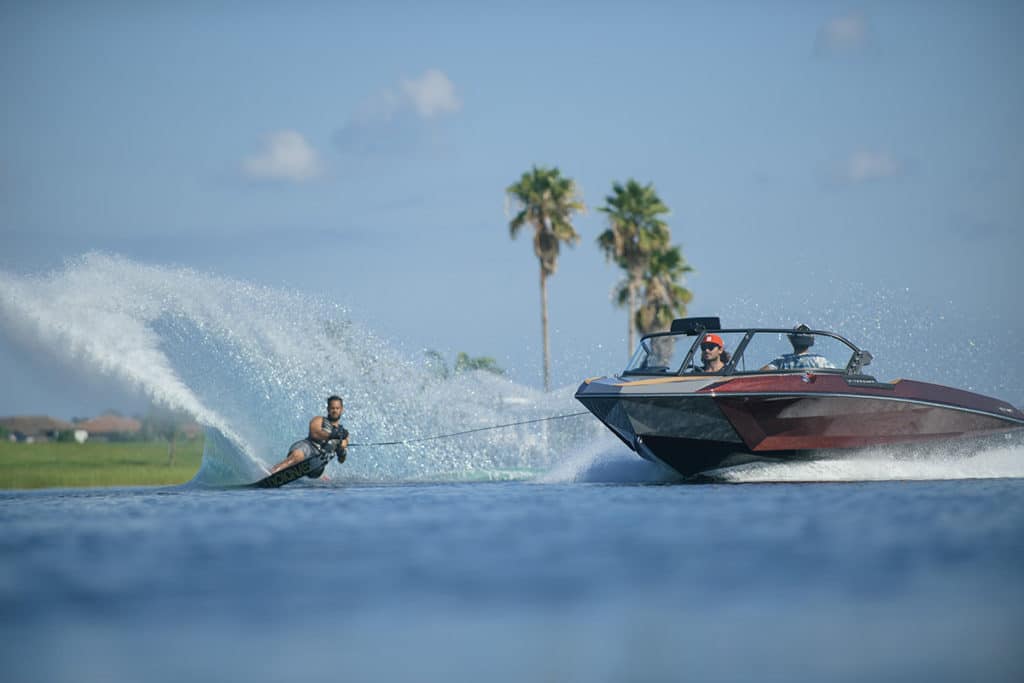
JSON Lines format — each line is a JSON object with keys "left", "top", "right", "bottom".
{"left": 711, "top": 374, "right": 1023, "bottom": 452}
{"left": 575, "top": 372, "right": 1024, "bottom": 477}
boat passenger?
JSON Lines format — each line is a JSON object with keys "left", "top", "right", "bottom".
{"left": 698, "top": 333, "right": 730, "bottom": 373}
{"left": 762, "top": 325, "right": 836, "bottom": 371}
{"left": 269, "top": 395, "right": 349, "bottom": 476}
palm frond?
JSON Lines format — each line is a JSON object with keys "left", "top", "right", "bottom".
{"left": 506, "top": 165, "right": 585, "bottom": 271}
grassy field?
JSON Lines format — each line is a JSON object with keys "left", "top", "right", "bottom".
{"left": 0, "top": 439, "right": 204, "bottom": 489}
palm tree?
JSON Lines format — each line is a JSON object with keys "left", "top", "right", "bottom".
{"left": 597, "top": 179, "right": 671, "bottom": 354}
{"left": 636, "top": 245, "right": 694, "bottom": 335}
{"left": 506, "top": 165, "right": 585, "bottom": 391}
{"left": 423, "top": 350, "right": 505, "bottom": 377}
{"left": 454, "top": 352, "right": 504, "bottom": 376}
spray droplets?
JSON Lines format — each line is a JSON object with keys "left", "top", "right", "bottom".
{"left": 0, "top": 253, "right": 594, "bottom": 485}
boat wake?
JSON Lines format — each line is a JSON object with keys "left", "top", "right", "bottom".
{"left": 537, "top": 435, "right": 1024, "bottom": 485}
{"left": 698, "top": 437, "right": 1024, "bottom": 483}
{"left": 539, "top": 434, "right": 683, "bottom": 484}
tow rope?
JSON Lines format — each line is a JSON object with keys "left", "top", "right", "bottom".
{"left": 348, "top": 411, "right": 590, "bottom": 448}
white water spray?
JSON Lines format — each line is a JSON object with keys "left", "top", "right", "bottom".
{"left": 0, "top": 253, "right": 595, "bottom": 484}
{"left": 700, "top": 435, "right": 1024, "bottom": 483}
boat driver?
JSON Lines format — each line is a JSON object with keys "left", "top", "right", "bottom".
{"left": 269, "top": 395, "right": 350, "bottom": 475}
{"left": 762, "top": 325, "right": 836, "bottom": 371}
{"left": 698, "top": 333, "right": 730, "bottom": 373}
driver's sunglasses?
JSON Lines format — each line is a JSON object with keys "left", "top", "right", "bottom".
{"left": 701, "top": 343, "right": 720, "bottom": 351}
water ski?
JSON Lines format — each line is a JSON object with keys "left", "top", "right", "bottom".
{"left": 254, "top": 452, "right": 331, "bottom": 488}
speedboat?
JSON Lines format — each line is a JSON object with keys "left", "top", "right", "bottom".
{"left": 575, "top": 317, "right": 1024, "bottom": 477}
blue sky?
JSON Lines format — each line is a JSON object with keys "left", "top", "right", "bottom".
{"left": 2, "top": 1, "right": 1023, "bottom": 417}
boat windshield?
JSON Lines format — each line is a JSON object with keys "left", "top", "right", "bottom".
{"left": 623, "top": 335, "right": 694, "bottom": 375}
{"left": 623, "top": 329, "right": 861, "bottom": 376}
{"left": 732, "top": 331, "right": 855, "bottom": 373}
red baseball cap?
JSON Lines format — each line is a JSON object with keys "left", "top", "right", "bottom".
{"left": 703, "top": 333, "right": 723, "bottom": 348}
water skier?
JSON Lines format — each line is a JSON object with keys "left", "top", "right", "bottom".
{"left": 269, "top": 395, "right": 349, "bottom": 476}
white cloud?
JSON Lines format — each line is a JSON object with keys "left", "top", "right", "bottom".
{"left": 242, "top": 130, "right": 321, "bottom": 182}
{"left": 400, "top": 69, "right": 462, "bottom": 118}
{"left": 841, "top": 150, "right": 901, "bottom": 183}
{"left": 815, "top": 13, "right": 868, "bottom": 55}
{"left": 338, "top": 69, "right": 462, "bottom": 158}
{"left": 352, "top": 68, "right": 462, "bottom": 124}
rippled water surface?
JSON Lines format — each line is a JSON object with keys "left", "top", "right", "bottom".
{"left": 2, "top": 477, "right": 1022, "bottom": 683}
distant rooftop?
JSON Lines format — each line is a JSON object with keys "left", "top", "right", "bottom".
{"left": 75, "top": 413, "right": 142, "bottom": 434}
{"left": 0, "top": 415, "right": 74, "bottom": 436}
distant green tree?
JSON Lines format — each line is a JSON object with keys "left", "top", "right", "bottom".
{"left": 141, "top": 406, "right": 189, "bottom": 466}
{"left": 636, "top": 245, "right": 694, "bottom": 335}
{"left": 454, "top": 352, "right": 504, "bottom": 376}
{"left": 597, "top": 179, "right": 671, "bottom": 354}
{"left": 506, "top": 165, "right": 585, "bottom": 391}
{"left": 423, "top": 350, "right": 505, "bottom": 377}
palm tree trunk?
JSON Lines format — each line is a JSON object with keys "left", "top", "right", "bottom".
{"left": 540, "top": 267, "right": 551, "bottom": 392}
{"left": 166, "top": 432, "right": 176, "bottom": 467}
{"left": 627, "top": 281, "right": 636, "bottom": 355}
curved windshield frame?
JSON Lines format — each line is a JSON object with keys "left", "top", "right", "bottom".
{"left": 622, "top": 328, "right": 864, "bottom": 376}
{"left": 623, "top": 335, "right": 693, "bottom": 375}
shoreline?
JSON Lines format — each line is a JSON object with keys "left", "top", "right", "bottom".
{"left": 0, "top": 439, "right": 204, "bottom": 490}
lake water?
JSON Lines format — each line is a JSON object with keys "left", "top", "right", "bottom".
{"left": 2, "top": 476, "right": 1022, "bottom": 683}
